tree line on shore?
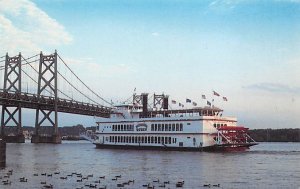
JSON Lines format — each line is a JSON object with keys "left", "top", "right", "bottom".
{"left": 17, "top": 125, "right": 300, "bottom": 142}
{"left": 248, "top": 128, "right": 300, "bottom": 142}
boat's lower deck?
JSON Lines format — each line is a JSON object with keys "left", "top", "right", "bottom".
{"left": 94, "top": 142, "right": 258, "bottom": 152}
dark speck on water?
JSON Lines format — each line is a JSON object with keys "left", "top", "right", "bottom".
{"left": 1, "top": 141, "right": 300, "bottom": 188}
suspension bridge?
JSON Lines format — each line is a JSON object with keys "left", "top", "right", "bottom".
{"left": 0, "top": 51, "right": 112, "bottom": 143}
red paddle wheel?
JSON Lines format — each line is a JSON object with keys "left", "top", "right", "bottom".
{"left": 211, "top": 126, "right": 258, "bottom": 151}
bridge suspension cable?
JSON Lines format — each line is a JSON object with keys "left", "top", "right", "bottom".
{"left": 57, "top": 54, "right": 112, "bottom": 106}
{"left": 20, "top": 56, "right": 74, "bottom": 100}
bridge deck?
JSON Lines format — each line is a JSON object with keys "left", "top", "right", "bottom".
{"left": 0, "top": 91, "right": 111, "bottom": 118}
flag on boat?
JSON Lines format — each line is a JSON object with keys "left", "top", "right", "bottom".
{"left": 186, "top": 98, "right": 191, "bottom": 103}
{"left": 172, "top": 100, "right": 176, "bottom": 104}
{"left": 223, "top": 97, "right": 228, "bottom": 101}
{"left": 207, "top": 101, "right": 211, "bottom": 106}
{"left": 192, "top": 102, "right": 197, "bottom": 106}
{"left": 202, "top": 95, "right": 206, "bottom": 99}
{"left": 213, "top": 91, "right": 220, "bottom": 96}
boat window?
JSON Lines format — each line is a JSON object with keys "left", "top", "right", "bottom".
{"left": 151, "top": 136, "right": 154, "bottom": 143}
{"left": 172, "top": 124, "right": 175, "bottom": 131}
{"left": 154, "top": 137, "right": 157, "bottom": 143}
{"left": 117, "top": 125, "right": 120, "bottom": 131}
{"left": 176, "top": 124, "right": 179, "bottom": 131}
{"left": 148, "top": 136, "right": 151, "bottom": 143}
{"left": 187, "top": 123, "right": 191, "bottom": 125}
{"left": 161, "top": 137, "right": 164, "bottom": 144}
{"left": 151, "top": 124, "right": 154, "bottom": 131}
{"left": 180, "top": 124, "right": 183, "bottom": 131}
{"left": 168, "top": 137, "right": 171, "bottom": 144}
{"left": 162, "top": 124, "right": 165, "bottom": 131}
{"left": 158, "top": 124, "right": 161, "bottom": 131}
{"left": 155, "top": 124, "right": 158, "bottom": 131}
{"left": 165, "top": 137, "right": 168, "bottom": 144}
{"left": 169, "top": 124, "right": 172, "bottom": 131}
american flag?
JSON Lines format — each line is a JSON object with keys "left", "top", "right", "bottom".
{"left": 207, "top": 101, "right": 211, "bottom": 106}
{"left": 213, "top": 91, "right": 220, "bottom": 96}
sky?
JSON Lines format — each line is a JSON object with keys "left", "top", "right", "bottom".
{"left": 0, "top": 0, "right": 299, "bottom": 129}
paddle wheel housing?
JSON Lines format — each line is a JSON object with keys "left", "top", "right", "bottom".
{"left": 214, "top": 126, "right": 256, "bottom": 147}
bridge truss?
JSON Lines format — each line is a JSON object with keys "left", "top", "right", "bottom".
{"left": 0, "top": 51, "right": 112, "bottom": 143}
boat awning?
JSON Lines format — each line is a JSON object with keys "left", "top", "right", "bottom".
{"left": 218, "top": 126, "right": 249, "bottom": 131}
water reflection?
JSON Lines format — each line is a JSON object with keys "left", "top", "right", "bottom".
{"left": 0, "top": 141, "right": 299, "bottom": 189}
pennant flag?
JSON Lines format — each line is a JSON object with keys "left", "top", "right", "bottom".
{"left": 207, "top": 101, "right": 211, "bottom": 106}
{"left": 192, "top": 102, "right": 197, "bottom": 106}
{"left": 172, "top": 100, "right": 176, "bottom": 104}
{"left": 213, "top": 91, "right": 220, "bottom": 96}
{"left": 202, "top": 95, "right": 206, "bottom": 99}
{"left": 186, "top": 98, "right": 191, "bottom": 103}
{"left": 223, "top": 97, "right": 228, "bottom": 101}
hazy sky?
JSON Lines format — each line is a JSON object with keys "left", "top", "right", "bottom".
{"left": 0, "top": 0, "right": 299, "bottom": 129}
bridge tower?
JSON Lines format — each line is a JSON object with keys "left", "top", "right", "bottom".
{"left": 31, "top": 51, "right": 61, "bottom": 144}
{"left": 0, "top": 53, "right": 25, "bottom": 143}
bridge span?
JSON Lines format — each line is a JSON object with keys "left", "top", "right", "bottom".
{"left": 0, "top": 51, "right": 112, "bottom": 143}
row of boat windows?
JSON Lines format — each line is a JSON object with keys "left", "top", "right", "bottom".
{"left": 213, "top": 123, "right": 227, "bottom": 128}
{"left": 109, "top": 123, "right": 186, "bottom": 132}
{"left": 107, "top": 136, "right": 176, "bottom": 144}
{"left": 151, "top": 123, "right": 183, "bottom": 131}
{"left": 112, "top": 125, "right": 134, "bottom": 131}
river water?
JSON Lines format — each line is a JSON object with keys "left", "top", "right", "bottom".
{"left": 1, "top": 141, "right": 300, "bottom": 189}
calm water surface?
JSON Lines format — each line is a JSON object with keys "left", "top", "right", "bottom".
{"left": 1, "top": 141, "right": 300, "bottom": 189}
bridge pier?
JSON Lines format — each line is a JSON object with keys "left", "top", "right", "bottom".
{"left": 32, "top": 51, "right": 61, "bottom": 144}
{"left": 31, "top": 134, "right": 61, "bottom": 144}
{"left": 2, "top": 135, "right": 25, "bottom": 143}
{"left": 0, "top": 138, "right": 6, "bottom": 168}
{"left": 0, "top": 53, "right": 25, "bottom": 143}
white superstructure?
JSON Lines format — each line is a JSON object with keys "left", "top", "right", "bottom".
{"left": 92, "top": 93, "right": 257, "bottom": 151}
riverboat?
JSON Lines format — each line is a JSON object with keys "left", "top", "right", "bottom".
{"left": 92, "top": 93, "right": 257, "bottom": 151}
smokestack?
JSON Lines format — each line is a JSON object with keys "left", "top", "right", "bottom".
{"left": 163, "top": 96, "right": 169, "bottom": 110}
{"left": 142, "top": 93, "right": 148, "bottom": 116}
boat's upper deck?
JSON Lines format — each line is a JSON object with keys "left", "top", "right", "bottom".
{"left": 95, "top": 104, "right": 237, "bottom": 124}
